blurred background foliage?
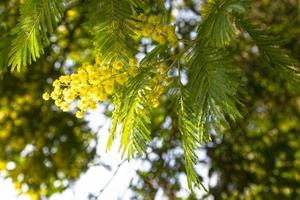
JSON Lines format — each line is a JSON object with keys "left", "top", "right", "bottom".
{"left": 0, "top": 0, "right": 299, "bottom": 199}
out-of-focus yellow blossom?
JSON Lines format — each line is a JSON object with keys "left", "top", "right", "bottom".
{"left": 44, "top": 56, "right": 140, "bottom": 118}
{"left": 0, "top": 160, "right": 6, "bottom": 170}
{"left": 14, "top": 182, "right": 22, "bottom": 190}
{"left": 66, "top": 9, "right": 79, "bottom": 20}
{"left": 25, "top": 191, "right": 39, "bottom": 200}
{"left": 75, "top": 110, "right": 84, "bottom": 119}
{"left": 57, "top": 25, "right": 68, "bottom": 34}
{"left": 61, "top": 102, "right": 70, "bottom": 112}
{"left": 146, "top": 64, "right": 170, "bottom": 108}
{"left": 131, "top": 14, "right": 178, "bottom": 48}
{"left": 0, "top": 123, "right": 12, "bottom": 139}
{"left": 42, "top": 92, "right": 50, "bottom": 100}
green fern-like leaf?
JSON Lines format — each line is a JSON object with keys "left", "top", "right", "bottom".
{"left": 8, "top": 0, "right": 64, "bottom": 71}
{"left": 239, "top": 19, "right": 300, "bottom": 86}
{"left": 187, "top": 46, "right": 242, "bottom": 127}
{"left": 106, "top": 71, "right": 153, "bottom": 159}
{"left": 87, "top": 0, "right": 137, "bottom": 62}
{"left": 200, "top": 0, "right": 250, "bottom": 48}
{"left": 179, "top": 45, "right": 242, "bottom": 189}
{"left": 106, "top": 94, "right": 123, "bottom": 152}
{"left": 179, "top": 88, "right": 206, "bottom": 190}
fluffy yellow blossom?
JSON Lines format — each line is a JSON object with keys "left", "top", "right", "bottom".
{"left": 14, "top": 182, "right": 22, "bottom": 190}
{"left": 115, "top": 74, "right": 128, "bottom": 85}
{"left": 128, "top": 66, "right": 138, "bottom": 77}
{"left": 75, "top": 110, "right": 84, "bottom": 119}
{"left": 44, "top": 57, "right": 140, "bottom": 118}
{"left": 129, "top": 58, "right": 137, "bottom": 66}
{"left": 50, "top": 91, "right": 60, "bottom": 99}
{"left": 113, "top": 61, "right": 123, "bottom": 70}
{"left": 61, "top": 102, "right": 70, "bottom": 112}
{"left": 42, "top": 92, "right": 50, "bottom": 100}
{"left": 25, "top": 191, "right": 39, "bottom": 200}
{"left": 53, "top": 80, "right": 60, "bottom": 87}
{"left": 0, "top": 160, "right": 6, "bottom": 170}
{"left": 103, "top": 80, "right": 115, "bottom": 95}
{"left": 146, "top": 64, "right": 170, "bottom": 108}
{"left": 67, "top": 9, "right": 79, "bottom": 20}
{"left": 55, "top": 99, "right": 63, "bottom": 107}
{"left": 131, "top": 14, "right": 178, "bottom": 47}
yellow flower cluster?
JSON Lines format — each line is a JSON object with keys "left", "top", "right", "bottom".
{"left": 132, "top": 14, "right": 178, "bottom": 47}
{"left": 43, "top": 57, "right": 139, "bottom": 118}
{"left": 146, "top": 64, "right": 170, "bottom": 108}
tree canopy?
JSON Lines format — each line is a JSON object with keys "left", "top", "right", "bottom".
{"left": 0, "top": 0, "right": 299, "bottom": 199}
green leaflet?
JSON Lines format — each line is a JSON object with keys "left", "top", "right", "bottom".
{"left": 87, "top": 0, "right": 137, "bottom": 62}
{"left": 200, "top": 0, "right": 251, "bottom": 48}
{"left": 238, "top": 19, "right": 300, "bottom": 87}
{"left": 187, "top": 47, "right": 242, "bottom": 124}
{"left": 179, "top": 0, "right": 298, "bottom": 190}
{"left": 180, "top": 46, "right": 242, "bottom": 189}
{"left": 179, "top": 0, "right": 250, "bottom": 189}
{"left": 106, "top": 45, "right": 168, "bottom": 157}
{"left": 106, "top": 94, "right": 123, "bottom": 152}
{"left": 106, "top": 70, "right": 152, "bottom": 159}
{"left": 179, "top": 88, "right": 205, "bottom": 190}
{"left": 8, "top": 0, "right": 64, "bottom": 71}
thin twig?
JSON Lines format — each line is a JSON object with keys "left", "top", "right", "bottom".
{"left": 96, "top": 159, "right": 127, "bottom": 199}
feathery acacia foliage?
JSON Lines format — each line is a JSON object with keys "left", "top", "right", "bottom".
{"left": 106, "top": 71, "right": 152, "bottom": 159}
{"left": 86, "top": 0, "right": 136, "bottom": 62}
{"left": 178, "top": 0, "right": 249, "bottom": 188}
{"left": 0, "top": 0, "right": 299, "bottom": 192}
{"left": 238, "top": 19, "right": 300, "bottom": 86}
{"left": 200, "top": 0, "right": 250, "bottom": 47}
{"left": 8, "top": 0, "right": 64, "bottom": 71}
{"left": 180, "top": 47, "right": 243, "bottom": 188}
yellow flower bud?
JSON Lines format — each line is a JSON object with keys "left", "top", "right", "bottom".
{"left": 129, "top": 58, "right": 138, "bottom": 67}
{"left": 152, "top": 31, "right": 165, "bottom": 44}
{"left": 142, "top": 25, "right": 153, "bottom": 36}
{"left": 151, "top": 98, "right": 160, "bottom": 108}
{"left": 98, "top": 93, "right": 107, "bottom": 101}
{"left": 85, "top": 64, "right": 94, "bottom": 73}
{"left": 52, "top": 80, "right": 61, "bottom": 87}
{"left": 55, "top": 99, "right": 62, "bottom": 107}
{"left": 137, "top": 14, "right": 147, "bottom": 21}
{"left": 113, "top": 61, "right": 123, "bottom": 70}
{"left": 76, "top": 111, "right": 84, "bottom": 119}
{"left": 128, "top": 66, "right": 138, "bottom": 77}
{"left": 88, "top": 100, "right": 97, "bottom": 110}
{"left": 115, "top": 74, "right": 128, "bottom": 85}
{"left": 61, "top": 102, "right": 70, "bottom": 112}
{"left": 77, "top": 99, "right": 88, "bottom": 111}
{"left": 64, "top": 91, "right": 76, "bottom": 102}
{"left": 95, "top": 55, "right": 102, "bottom": 65}
{"left": 42, "top": 92, "right": 50, "bottom": 101}
{"left": 59, "top": 75, "right": 71, "bottom": 84}
{"left": 148, "top": 16, "right": 160, "bottom": 25}
{"left": 50, "top": 91, "right": 60, "bottom": 100}
{"left": 104, "top": 82, "right": 114, "bottom": 95}
{"left": 67, "top": 9, "right": 79, "bottom": 20}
